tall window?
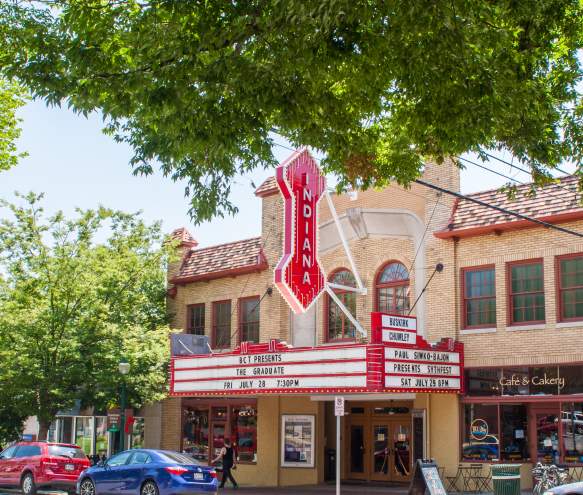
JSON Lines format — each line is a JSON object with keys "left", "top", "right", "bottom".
{"left": 327, "top": 269, "right": 357, "bottom": 341}
{"left": 462, "top": 266, "right": 496, "bottom": 328}
{"left": 508, "top": 260, "right": 545, "bottom": 324}
{"left": 213, "top": 301, "right": 232, "bottom": 348}
{"left": 240, "top": 297, "right": 260, "bottom": 343}
{"left": 376, "top": 262, "right": 410, "bottom": 315}
{"left": 558, "top": 254, "right": 583, "bottom": 321}
{"left": 187, "top": 304, "right": 205, "bottom": 335}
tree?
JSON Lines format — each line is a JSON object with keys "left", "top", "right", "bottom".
{"left": 0, "top": 1, "right": 581, "bottom": 222}
{"left": 0, "top": 193, "right": 174, "bottom": 439}
{"left": 0, "top": 78, "right": 26, "bottom": 172}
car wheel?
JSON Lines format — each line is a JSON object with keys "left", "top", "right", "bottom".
{"left": 141, "top": 480, "right": 159, "bottom": 495}
{"left": 21, "top": 473, "right": 36, "bottom": 495}
{"left": 80, "top": 478, "right": 96, "bottom": 495}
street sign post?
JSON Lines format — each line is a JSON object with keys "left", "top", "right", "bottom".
{"left": 334, "top": 396, "right": 345, "bottom": 495}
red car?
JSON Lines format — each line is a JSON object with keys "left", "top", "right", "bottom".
{"left": 0, "top": 441, "right": 90, "bottom": 494}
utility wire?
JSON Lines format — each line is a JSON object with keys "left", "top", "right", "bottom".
{"left": 415, "top": 178, "right": 583, "bottom": 238}
{"left": 456, "top": 156, "right": 526, "bottom": 185}
{"left": 482, "top": 150, "right": 572, "bottom": 177}
{"left": 408, "top": 263, "right": 443, "bottom": 315}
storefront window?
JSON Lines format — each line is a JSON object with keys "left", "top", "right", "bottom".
{"left": 466, "top": 368, "right": 501, "bottom": 396}
{"left": 560, "top": 366, "right": 583, "bottom": 395}
{"left": 535, "top": 411, "right": 560, "bottom": 464}
{"left": 462, "top": 404, "right": 499, "bottom": 461}
{"left": 95, "top": 417, "right": 109, "bottom": 457}
{"left": 500, "top": 405, "right": 528, "bottom": 461}
{"left": 281, "top": 415, "right": 315, "bottom": 467}
{"left": 130, "top": 418, "right": 145, "bottom": 449}
{"left": 232, "top": 406, "right": 257, "bottom": 463}
{"left": 183, "top": 408, "right": 209, "bottom": 462}
{"left": 562, "top": 403, "right": 583, "bottom": 463}
{"left": 75, "top": 417, "right": 94, "bottom": 455}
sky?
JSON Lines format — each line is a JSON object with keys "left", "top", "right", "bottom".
{"left": 0, "top": 99, "right": 573, "bottom": 248}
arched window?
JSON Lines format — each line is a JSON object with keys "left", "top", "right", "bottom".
{"left": 327, "top": 269, "right": 357, "bottom": 341}
{"left": 376, "top": 262, "right": 410, "bottom": 315}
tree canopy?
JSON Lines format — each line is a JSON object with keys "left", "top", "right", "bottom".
{"left": 0, "top": 193, "right": 174, "bottom": 440}
{"left": 0, "top": 78, "right": 26, "bottom": 172}
{"left": 1, "top": 0, "right": 581, "bottom": 222}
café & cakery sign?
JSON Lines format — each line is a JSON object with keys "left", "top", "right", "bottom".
{"left": 499, "top": 372, "right": 565, "bottom": 390}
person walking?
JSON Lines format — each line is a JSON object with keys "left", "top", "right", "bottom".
{"left": 212, "top": 438, "right": 238, "bottom": 489}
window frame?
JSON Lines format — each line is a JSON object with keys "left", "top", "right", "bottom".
{"left": 238, "top": 295, "right": 260, "bottom": 344}
{"left": 556, "top": 253, "right": 583, "bottom": 323}
{"left": 374, "top": 260, "right": 410, "bottom": 315}
{"left": 506, "top": 258, "right": 546, "bottom": 326}
{"left": 325, "top": 267, "right": 357, "bottom": 343}
{"left": 461, "top": 264, "right": 497, "bottom": 329}
{"left": 187, "top": 303, "right": 206, "bottom": 336}
{"left": 212, "top": 300, "right": 232, "bottom": 349}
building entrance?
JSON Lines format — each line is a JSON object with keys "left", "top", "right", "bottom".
{"left": 346, "top": 402, "right": 413, "bottom": 483}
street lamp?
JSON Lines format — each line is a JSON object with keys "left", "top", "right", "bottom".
{"left": 118, "top": 361, "right": 130, "bottom": 452}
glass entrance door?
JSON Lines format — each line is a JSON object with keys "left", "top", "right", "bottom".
{"left": 348, "top": 425, "right": 367, "bottom": 479}
{"left": 370, "top": 422, "right": 412, "bottom": 482}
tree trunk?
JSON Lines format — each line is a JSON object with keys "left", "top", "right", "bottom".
{"left": 37, "top": 418, "right": 51, "bottom": 441}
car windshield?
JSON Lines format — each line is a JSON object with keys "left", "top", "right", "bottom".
{"left": 158, "top": 452, "right": 202, "bottom": 465}
{"left": 48, "top": 445, "right": 87, "bottom": 459}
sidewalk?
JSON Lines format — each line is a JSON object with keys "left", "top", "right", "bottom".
{"left": 230, "top": 484, "right": 409, "bottom": 494}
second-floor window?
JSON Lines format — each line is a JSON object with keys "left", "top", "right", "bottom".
{"left": 462, "top": 266, "right": 496, "bottom": 328}
{"left": 187, "top": 304, "right": 205, "bottom": 335}
{"left": 508, "top": 260, "right": 545, "bottom": 324}
{"left": 327, "top": 269, "right": 356, "bottom": 341}
{"left": 240, "top": 297, "right": 260, "bottom": 343}
{"left": 213, "top": 301, "right": 232, "bottom": 348}
{"left": 557, "top": 254, "right": 583, "bottom": 321}
{"left": 376, "top": 261, "right": 410, "bottom": 315}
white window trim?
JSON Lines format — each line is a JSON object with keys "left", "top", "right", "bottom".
{"left": 556, "top": 321, "right": 583, "bottom": 329}
{"left": 505, "top": 323, "right": 546, "bottom": 332}
{"left": 460, "top": 327, "right": 497, "bottom": 335}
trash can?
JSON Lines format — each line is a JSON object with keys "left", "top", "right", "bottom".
{"left": 491, "top": 464, "right": 521, "bottom": 495}
{"left": 325, "top": 448, "right": 336, "bottom": 481}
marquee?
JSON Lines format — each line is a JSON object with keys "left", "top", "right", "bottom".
{"left": 170, "top": 313, "right": 464, "bottom": 396}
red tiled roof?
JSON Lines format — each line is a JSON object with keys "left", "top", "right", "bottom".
{"left": 171, "top": 237, "right": 268, "bottom": 284}
{"left": 170, "top": 227, "right": 198, "bottom": 246}
{"left": 436, "top": 175, "right": 583, "bottom": 238}
{"left": 255, "top": 176, "right": 278, "bottom": 197}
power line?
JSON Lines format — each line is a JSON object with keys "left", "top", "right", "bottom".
{"left": 456, "top": 156, "right": 526, "bottom": 185}
{"left": 414, "top": 178, "right": 583, "bottom": 238}
{"left": 482, "top": 150, "right": 572, "bottom": 177}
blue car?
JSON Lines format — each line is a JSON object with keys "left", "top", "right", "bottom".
{"left": 77, "top": 449, "right": 218, "bottom": 495}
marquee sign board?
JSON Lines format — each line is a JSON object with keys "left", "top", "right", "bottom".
{"left": 274, "top": 149, "right": 326, "bottom": 314}
{"left": 371, "top": 313, "right": 418, "bottom": 346}
{"left": 170, "top": 340, "right": 375, "bottom": 396}
{"left": 372, "top": 312, "right": 464, "bottom": 393}
{"left": 169, "top": 317, "right": 464, "bottom": 396}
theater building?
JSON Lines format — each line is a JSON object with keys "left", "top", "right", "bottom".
{"left": 149, "top": 150, "right": 583, "bottom": 488}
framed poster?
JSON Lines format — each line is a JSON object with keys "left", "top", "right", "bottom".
{"left": 281, "top": 415, "right": 315, "bottom": 468}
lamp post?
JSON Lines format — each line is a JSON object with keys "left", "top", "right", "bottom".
{"left": 118, "top": 360, "right": 130, "bottom": 452}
